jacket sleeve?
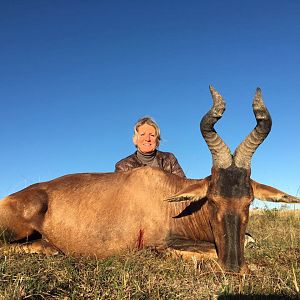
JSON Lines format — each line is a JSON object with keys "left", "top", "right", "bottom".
{"left": 169, "top": 154, "right": 186, "bottom": 178}
{"left": 115, "top": 154, "right": 139, "bottom": 172}
{"left": 115, "top": 162, "right": 126, "bottom": 172}
{"left": 115, "top": 161, "right": 133, "bottom": 172}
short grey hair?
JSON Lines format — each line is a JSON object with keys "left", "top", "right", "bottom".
{"left": 133, "top": 117, "right": 161, "bottom": 147}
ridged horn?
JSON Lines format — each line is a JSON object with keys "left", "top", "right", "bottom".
{"left": 234, "top": 88, "right": 272, "bottom": 169}
{"left": 200, "top": 86, "right": 232, "bottom": 169}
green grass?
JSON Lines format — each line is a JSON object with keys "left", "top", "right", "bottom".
{"left": 0, "top": 210, "right": 299, "bottom": 299}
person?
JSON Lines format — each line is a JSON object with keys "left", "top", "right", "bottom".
{"left": 115, "top": 117, "right": 185, "bottom": 177}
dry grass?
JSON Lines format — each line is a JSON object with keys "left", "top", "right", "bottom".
{"left": 0, "top": 210, "right": 299, "bottom": 299}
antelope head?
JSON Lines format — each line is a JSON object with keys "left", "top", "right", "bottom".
{"left": 169, "top": 86, "right": 300, "bottom": 273}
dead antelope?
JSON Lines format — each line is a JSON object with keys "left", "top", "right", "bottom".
{"left": 0, "top": 86, "right": 299, "bottom": 273}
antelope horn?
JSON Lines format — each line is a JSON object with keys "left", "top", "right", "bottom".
{"left": 234, "top": 88, "right": 272, "bottom": 169}
{"left": 200, "top": 86, "right": 232, "bottom": 169}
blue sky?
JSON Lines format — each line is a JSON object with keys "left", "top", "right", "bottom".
{"left": 0, "top": 1, "right": 299, "bottom": 208}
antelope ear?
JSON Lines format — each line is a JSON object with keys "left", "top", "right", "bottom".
{"left": 251, "top": 179, "right": 300, "bottom": 203}
{"left": 166, "top": 177, "right": 210, "bottom": 202}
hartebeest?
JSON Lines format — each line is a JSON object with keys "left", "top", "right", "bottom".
{"left": 0, "top": 86, "right": 299, "bottom": 273}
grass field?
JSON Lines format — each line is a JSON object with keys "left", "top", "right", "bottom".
{"left": 0, "top": 209, "right": 299, "bottom": 299}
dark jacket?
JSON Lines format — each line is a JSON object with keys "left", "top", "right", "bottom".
{"left": 115, "top": 150, "right": 186, "bottom": 178}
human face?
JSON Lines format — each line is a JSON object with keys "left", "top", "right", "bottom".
{"left": 135, "top": 124, "right": 158, "bottom": 153}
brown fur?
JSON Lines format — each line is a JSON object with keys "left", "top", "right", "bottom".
{"left": 0, "top": 168, "right": 210, "bottom": 257}
{"left": 0, "top": 165, "right": 298, "bottom": 273}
